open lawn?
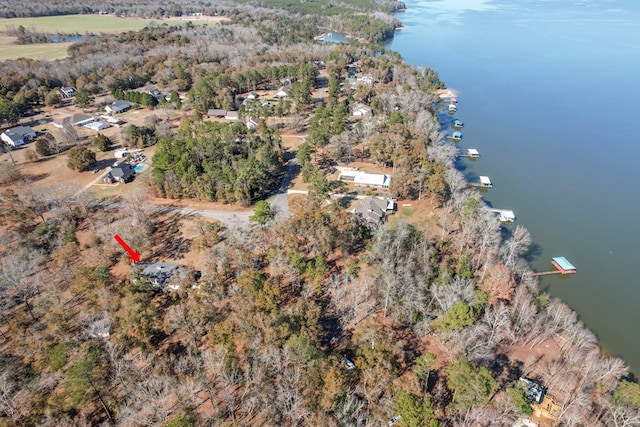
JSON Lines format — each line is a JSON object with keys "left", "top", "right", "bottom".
{"left": 0, "top": 14, "right": 225, "bottom": 34}
{"left": 0, "top": 14, "right": 226, "bottom": 61}
{"left": 0, "top": 35, "right": 71, "bottom": 60}
{"left": 2, "top": 15, "right": 162, "bottom": 34}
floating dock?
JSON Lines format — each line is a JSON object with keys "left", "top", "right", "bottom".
{"left": 487, "top": 208, "right": 515, "bottom": 222}
{"left": 479, "top": 176, "right": 492, "bottom": 188}
{"left": 534, "top": 257, "right": 577, "bottom": 276}
{"left": 453, "top": 119, "right": 464, "bottom": 128}
{"left": 451, "top": 131, "right": 462, "bottom": 141}
{"left": 459, "top": 148, "right": 480, "bottom": 158}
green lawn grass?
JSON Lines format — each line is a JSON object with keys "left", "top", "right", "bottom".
{"left": 0, "top": 35, "right": 71, "bottom": 60}
{"left": 0, "top": 15, "right": 159, "bottom": 34}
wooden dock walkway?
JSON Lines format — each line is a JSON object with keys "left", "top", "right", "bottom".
{"left": 533, "top": 270, "right": 564, "bottom": 276}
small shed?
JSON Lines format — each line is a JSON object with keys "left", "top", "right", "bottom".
{"left": 479, "top": 176, "right": 492, "bottom": 188}
{"left": 551, "top": 257, "right": 576, "bottom": 274}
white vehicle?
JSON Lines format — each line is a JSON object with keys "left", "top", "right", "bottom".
{"left": 341, "top": 356, "right": 355, "bottom": 370}
{"left": 388, "top": 415, "right": 402, "bottom": 426}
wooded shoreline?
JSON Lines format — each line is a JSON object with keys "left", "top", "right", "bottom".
{"left": 1, "top": 1, "right": 639, "bottom": 425}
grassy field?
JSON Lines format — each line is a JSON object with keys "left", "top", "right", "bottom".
{"left": 0, "top": 35, "right": 71, "bottom": 60}
{"left": 0, "top": 14, "right": 223, "bottom": 61}
{"left": 0, "top": 15, "right": 161, "bottom": 34}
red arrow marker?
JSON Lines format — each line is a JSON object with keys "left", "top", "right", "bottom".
{"left": 114, "top": 234, "right": 141, "bottom": 263}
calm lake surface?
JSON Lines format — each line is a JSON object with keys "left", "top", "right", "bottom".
{"left": 386, "top": 0, "right": 640, "bottom": 374}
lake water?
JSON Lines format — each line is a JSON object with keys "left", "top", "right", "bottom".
{"left": 386, "top": 0, "right": 640, "bottom": 374}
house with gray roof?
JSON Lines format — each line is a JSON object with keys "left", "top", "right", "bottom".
{"left": 103, "top": 163, "right": 135, "bottom": 184}
{"left": 138, "top": 261, "right": 200, "bottom": 291}
{"left": 105, "top": 100, "right": 132, "bottom": 115}
{"left": 1, "top": 126, "right": 36, "bottom": 148}
{"left": 353, "top": 196, "right": 395, "bottom": 227}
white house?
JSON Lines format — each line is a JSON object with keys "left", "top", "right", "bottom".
{"left": 273, "top": 85, "right": 291, "bottom": 99}
{"left": 245, "top": 116, "right": 259, "bottom": 130}
{"left": 338, "top": 168, "right": 360, "bottom": 180}
{"left": 1, "top": 126, "right": 36, "bottom": 148}
{"left": 339, "top": 169, "right": 391, "bottom": 189}
{"left": 357, "top": 75, "right": 374, "bottom": 85}
{"left": 57, "top": 86, "right": 76, "bottom": 98}
{"left": 354, "top": 172, "right": 391, "bottom": 188}
{"left": 84, "top": 121, "right": 110, "bottom": 131}
{"left": 352, "top": 102, "right": 373, "bottom": 117}
{"left": 105, "top": 100, "right": 132, "bottom": 114}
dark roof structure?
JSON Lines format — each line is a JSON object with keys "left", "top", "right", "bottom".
{"left": 354, "top": 196, "right": 394, "bottom": 226}
{"left": 519, "top": 377, "right": 547, "bottom": 404}
{"left": 111, "top": 163, "right": 135, "bottom": 181}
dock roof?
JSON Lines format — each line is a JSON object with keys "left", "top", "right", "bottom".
{"left": 479, "top": 176, "right": 492, "bottom": 185}
{"left": 552, "top": 257, "right": 576, "bottom": 271}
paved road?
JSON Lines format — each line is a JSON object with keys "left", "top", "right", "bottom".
{"left": 269, "top": 156, "right": 298, "bottom": 220}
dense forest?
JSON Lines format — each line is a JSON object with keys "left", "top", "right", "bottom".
{"left": 1, "top": 2, "right": 640, "bottom": 427}
{"left": 152, "top": 120, "right": 284, "bottom": 204}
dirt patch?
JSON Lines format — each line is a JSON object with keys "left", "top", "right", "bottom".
{"left": 146, "top": 211, "right": 218, "bottom": 271}
{"left": 146, "top": 196, "right": 253, "bottom": 213}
